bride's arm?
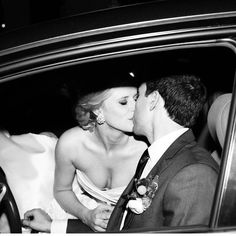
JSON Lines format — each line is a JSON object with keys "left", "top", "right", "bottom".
{"left": 53, "top": 131, "right": 112, "bottom": 232}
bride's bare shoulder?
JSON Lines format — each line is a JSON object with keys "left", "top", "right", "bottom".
{"left": 55, "top": 127, "right": 93, "bottom": 164}
{"left": 57, "top": 127, "right": 90, "bottom": 148}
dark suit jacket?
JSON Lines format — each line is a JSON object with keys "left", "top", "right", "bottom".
{"left": 67, "top": 130, "right": 219, "bottom": 233}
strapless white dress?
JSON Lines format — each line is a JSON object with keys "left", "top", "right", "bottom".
{"left": 47, "top": 170, "right": 125, "bottom": 220}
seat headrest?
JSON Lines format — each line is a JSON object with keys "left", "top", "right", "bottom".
{"left": 207, "top": 93, "right": 232, "bottom": 148}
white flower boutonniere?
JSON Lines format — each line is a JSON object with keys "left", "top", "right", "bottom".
{"left": 126, "top": 175, "right": 159, "bottom": 214}
{"left": 127, "top": 198, "right": 144, "bottom": 214}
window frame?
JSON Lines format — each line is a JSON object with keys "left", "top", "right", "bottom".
{"left": 1, "top": 20, "right": 236, "bottom": 233}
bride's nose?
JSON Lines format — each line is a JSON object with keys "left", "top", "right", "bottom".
{"left": 130, "top": 99, "right": 136, "bottom": 111}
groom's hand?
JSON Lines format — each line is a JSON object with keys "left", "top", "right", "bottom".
{"left": 85, "top": 204, "right": 114, "bottom": 232}
{"left": 22, "top": 208, "right": 52, "bottom": 233}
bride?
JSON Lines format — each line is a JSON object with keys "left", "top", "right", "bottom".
{"left": 23, "top": 77, "right": 148, "bottom": 233}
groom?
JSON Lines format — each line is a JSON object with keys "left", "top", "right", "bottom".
{"left": 23, "top": 74, "right": 219, "bottom": 233}
{"left": 107, "top": 74, "right": 219, "bottom": 232}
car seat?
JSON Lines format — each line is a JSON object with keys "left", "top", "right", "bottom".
{"left": 197, "top": 91, "right": 223, "bottom": 153}
{"left": 207, "top": 93, "right": 232, "bottom": 165}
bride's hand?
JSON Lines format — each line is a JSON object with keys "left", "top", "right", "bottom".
{"left": 84, "top": 204, "right": 114, "bottom": 232}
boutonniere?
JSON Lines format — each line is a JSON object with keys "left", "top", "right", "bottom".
{"left": 126, "top": 175, "right": 159, "bottom": 214}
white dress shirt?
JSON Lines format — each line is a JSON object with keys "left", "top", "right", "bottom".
{"left": 140, "top": 128, "right": 189, "bottom": 179}
{"left": 51, "top": 128, "right": 188, "bottom": 233}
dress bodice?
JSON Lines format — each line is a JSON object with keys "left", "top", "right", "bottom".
{"left": 76, "top": 170, "right": 126, "bottom": 206}
{"left": 47, "top": 169, "right": 126, "bottom": 220}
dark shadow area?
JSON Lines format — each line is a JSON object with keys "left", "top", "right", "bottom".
{"left": 0, "top": 46, "right": 234, "bottom": 139}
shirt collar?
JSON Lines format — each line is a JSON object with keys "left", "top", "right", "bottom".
{"left": 148, "top": 128, "right": 189, "bottom": 161}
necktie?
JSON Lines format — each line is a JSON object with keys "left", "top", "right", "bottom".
{"left": 134, "top": 148, "right": 150, "bottom": 179}
{"left": 122, "top": 149, "right": 150, "bottom": 229}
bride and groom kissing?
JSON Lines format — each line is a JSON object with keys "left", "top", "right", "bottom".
{"left": 22, "top": 74, "right": 219, "bottom": 233}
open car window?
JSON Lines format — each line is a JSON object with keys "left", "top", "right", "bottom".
{"left": 1, "top": 0, "right": 236, "bottom": 233}
{"left": 0, "top": 45, "right": 235, "bottom": 136}
{"left": 0, "top": 38, "right": 236, "bottom": 233}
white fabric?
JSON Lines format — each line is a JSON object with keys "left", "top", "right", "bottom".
{"left": 120, "top": 128, "right": 188, "bottom": 230}
{"left": 0, "top": 132, "right": 57, "bottom": 219}
{"left": 75, "top": 170, "right": 125, "bottom": 205}
{"left": 49, "top": 170, "right": 125, "bottom": 233}
{"left": 48, "top": 170, "right": 125, "bottom": 220}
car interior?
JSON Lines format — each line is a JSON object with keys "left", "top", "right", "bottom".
{"left": 0, "top": 44, "right": 235, "bottom": 232}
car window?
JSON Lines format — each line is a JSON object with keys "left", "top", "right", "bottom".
{"left": 0, "top": 45, "right": 234, "bottom": 135}
{"left": 0, "top": 43, "right": 236, "bottom": 232}
{"left": 211, "top": 85, "right": 236, "bottom": 229}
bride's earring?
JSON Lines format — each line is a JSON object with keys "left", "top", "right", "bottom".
{"left": 97, "top": 114, "right": 105, "bottom": 125}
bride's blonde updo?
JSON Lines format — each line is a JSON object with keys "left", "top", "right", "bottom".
{"left": 74, "top": 89, "right": 111, "bottom": 131}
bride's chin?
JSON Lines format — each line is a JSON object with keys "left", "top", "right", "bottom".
{"left": 124, "top": 125, "right": 134, "bottom": 133}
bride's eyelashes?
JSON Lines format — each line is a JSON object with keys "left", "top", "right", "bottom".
{"left": 119, "top": 99, "right": 128, "bottom": 105}
{"left": 119, "top": 94, "right": 138, "bottom": 105}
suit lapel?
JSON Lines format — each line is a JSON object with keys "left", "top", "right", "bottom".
{"left": 148, "top": 129, "right": 195, "bottom": 178}
{"left": 124, "top": 130, "right": 195, "bottom": 229}
{"left": 108, "top": 130, "right": 195, "bottom": 231}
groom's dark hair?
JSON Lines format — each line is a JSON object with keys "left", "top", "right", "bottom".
{"left": 145, "top": 74, "right": 207, "bottom": 127}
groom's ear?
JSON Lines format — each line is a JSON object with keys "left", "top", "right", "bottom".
{"left": 149, "top": 91, "right": 164, "bottom": 111}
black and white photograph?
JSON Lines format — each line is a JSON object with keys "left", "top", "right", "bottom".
{"left": 0, "top": 0, "right": 236, "bottom": 234}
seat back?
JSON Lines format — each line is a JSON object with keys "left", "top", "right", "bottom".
{"left": 207, "top": 93, "right": 232, "bottom": 164}
{"left": 197, "top": 92, "right": 223, "bottom": 152}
